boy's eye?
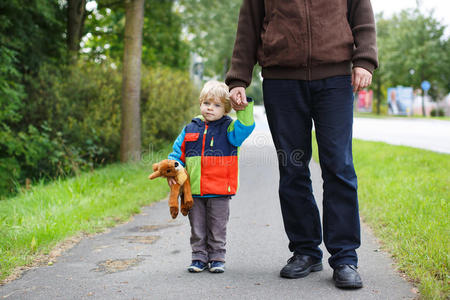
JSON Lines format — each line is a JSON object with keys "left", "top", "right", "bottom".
{"left": 203, "top": 101, "right": 210, "bottom": 105}
{"left": 215, "top": 104, "right": 222, "bottom": 108}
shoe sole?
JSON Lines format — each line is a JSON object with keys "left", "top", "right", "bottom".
{"left": 280, "top": 262, "right": 323, "bottom": 279}
{"left": 209, "top": 267, "right": 224, "bottom": 273}
{"left": 334, "top": 279, "right": 363, "bottom": 289}
{"left": 188, "top": 266, "right": 206, "bottom": 273}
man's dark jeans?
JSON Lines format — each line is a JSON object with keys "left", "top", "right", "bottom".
{"left": 262, "top": 76, "right": 360, "bottom": 268}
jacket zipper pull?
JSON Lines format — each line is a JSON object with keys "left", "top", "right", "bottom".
{"left": 210, "top": 137, "right": 214, "bottom": 147}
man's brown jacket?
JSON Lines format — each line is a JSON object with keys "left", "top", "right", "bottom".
{"left": 226, "top": 0, "right": 378, "bottom": 90}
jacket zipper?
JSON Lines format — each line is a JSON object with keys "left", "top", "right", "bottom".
{"left": 304, "top": 0, "right": 312, "bottom": 80}
{"left": 227, "top": 160, "right": 231, "bottom": 193}
{"left": 200, "top": 124, "right": 208, "bottom": 196}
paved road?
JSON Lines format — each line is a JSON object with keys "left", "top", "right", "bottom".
{"left": 0, "top": 129, "right": 416, "bottom": 299}
{"left": 254, "top": 105, "right": 450, "bottom": 154}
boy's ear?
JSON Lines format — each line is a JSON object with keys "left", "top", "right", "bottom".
{"left": 152, "top": 163, "right": 159, "bottom": 171}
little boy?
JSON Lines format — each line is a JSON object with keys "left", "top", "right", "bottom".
{"left": 167, "top": 80, "right": 255, "bottom": 273}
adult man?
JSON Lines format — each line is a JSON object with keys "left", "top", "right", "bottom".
{"left": 225, "top": 0, "right": 378, "bottom": 289}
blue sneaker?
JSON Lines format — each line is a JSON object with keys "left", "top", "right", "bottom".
{"left": 209, "top": 261, "right": 225, "bottom": 273}
{"left": 188, "top": 260, "right": 207, "bottom": 273}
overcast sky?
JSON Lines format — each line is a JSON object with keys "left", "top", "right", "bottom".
{"left": 371, "top": 0, "right": 449, "bottom": 35}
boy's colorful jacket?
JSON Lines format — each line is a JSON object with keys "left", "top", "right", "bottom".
{"left": 168, "top": 99, "right": 255, "bottom": 197}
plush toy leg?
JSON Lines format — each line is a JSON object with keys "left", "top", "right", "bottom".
{"left": 169, "top": 184, "right": 180, "bottom": 219}
{"left": 182, "top": 177, "right": 194, "bottom": 211}
{"left": 180, "top": 190, "right": 188, "bottom": 216}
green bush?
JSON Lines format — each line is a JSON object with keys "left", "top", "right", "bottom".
{"left": 0, "top": 124, "right": 61, "bottom": 195}
{"left": 0, "top": 62, "right": 197, "bottom": 198}
{"left": 24, "top": 62, "right": 122, "bottom": 163}
{"left": 0, "top": 62, "right": 123, "bottom": 194}
{"left": 141, "top": 66, "right": 198, "bottom": 151}
{"left": 430, "top": 108, "right": 445, "bottom": 117}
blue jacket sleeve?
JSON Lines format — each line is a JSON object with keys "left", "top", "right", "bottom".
{"left": 227, "top": 98, "right": 255, "bottom": 147}
{"left": 168, "top": 127, "right": 186, "bottom": 166}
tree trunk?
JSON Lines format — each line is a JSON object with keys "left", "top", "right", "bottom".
{"left": 376, "top": 77, "right": 381, "bottom": 115}
{"left": 67, "top": 0, "right": 86, "bottom": 61}
{"left": 120, "top": 0, "right": 144, "bottom": 162}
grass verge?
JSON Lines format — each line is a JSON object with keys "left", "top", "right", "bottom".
{"left": 0, "top": 149, "right": 171, "bottom": 283}
{"left": 312, "top": 135, "right": 449, "bottom": 299}
{"left": 355, "top": 112, "right": 450, "bottom": 121}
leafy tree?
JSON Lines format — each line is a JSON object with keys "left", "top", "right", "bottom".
{"left": 381, "top": 9, "right": 449, "bottom": 100}
{"left": 439, "top": 38, "right": 450, "bottom": 95}
{"left": 179, "top": 0, "right": 264, "bottom": 103}
{"left": 0, "top": 0, "right": 66, "bottom": 126}
{"left": 82, "top": 0, "right": 189, "bottom": 69}
{"left": 372, "top": 13, "right": 391, "bottom": 114}
{"left": 0, "top": 0, "right": 67, "bottom": 195}
{"left": 0, "top": 46, "right": 24, "bottom": 124}
{"left": 179, "top": 0, "right": 242, "bottom": 79}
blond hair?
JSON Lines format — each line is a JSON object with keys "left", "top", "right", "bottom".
{"left": 199, "top": 80, "right": 232, "bottom": 113}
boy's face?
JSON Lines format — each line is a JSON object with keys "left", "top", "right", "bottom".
{"left": 200, "top": 97, "right": 226, "bottom": 122}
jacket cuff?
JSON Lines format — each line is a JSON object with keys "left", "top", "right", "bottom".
{"left": 227, "top": 80, "right": 248, "bottom": 91}
{"left": 352, "top": 60, "right": 375, "bottom": 74}
{"left": 167, "top": 156, "right": 185, "bottom": 167}
{"left": 236, "top": 99, "right": 254, "bottom": 126}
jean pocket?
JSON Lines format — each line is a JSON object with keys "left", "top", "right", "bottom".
{"left": 324, "top": 75, "right": 352, "bottom": 88}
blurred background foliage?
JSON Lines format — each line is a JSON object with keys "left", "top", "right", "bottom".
{"left": 373, "top": 10, "right": 450, "bottom": 112}
{"left": 0, "top": 0, "right": 195, "bottom": 197}
{"left": 0, "top": 0, "right": 448, "bottom": 197}
{"left": 83, "top": 0, "right": 190, "bottom": 69}
{"left": 141, "top": 66, "right": 197, "bottom": 150}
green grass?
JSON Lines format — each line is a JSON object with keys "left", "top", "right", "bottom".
{"left": 0, "top": 150, "right": 171, "bottom": 282}
{"left": 1, "top": 137, "right": 449, "bottom": 299}
{"left": 355, "top": 112, "right": 450, "bottom": 121}
{"left": 312, "top": 135, "right": 449, "bottom": 299}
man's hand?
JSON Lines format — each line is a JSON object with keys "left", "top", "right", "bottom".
{"left": 352, "top": 67, "right": 372, "bottom": 93}
{"left": 167, "top": 177, "right": 177, "bottom": 186}
{"left": 230, "top": 87, "right": 248, "bottom": 111}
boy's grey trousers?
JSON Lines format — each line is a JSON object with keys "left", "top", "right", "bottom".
{"left": 188, "top": 196, "right": 231, "bottom": 263}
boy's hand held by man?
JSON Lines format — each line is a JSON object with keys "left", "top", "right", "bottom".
{"left": 167, "top": 177, "right": 177, "bottom": 186}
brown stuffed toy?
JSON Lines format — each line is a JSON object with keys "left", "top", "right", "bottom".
{"left": 148, "top": 159, "right": 193, "bottom": 219}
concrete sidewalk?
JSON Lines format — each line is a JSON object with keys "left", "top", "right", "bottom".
{"left": 0, "top": 133, "right": 417, "bottom": 299}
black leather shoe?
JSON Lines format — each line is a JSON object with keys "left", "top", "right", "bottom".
{"left": 280, "top": 254, "right": 323, "bottom": 278}
{"left": 333, "top": 265, "right": 363, "bottom": 289}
